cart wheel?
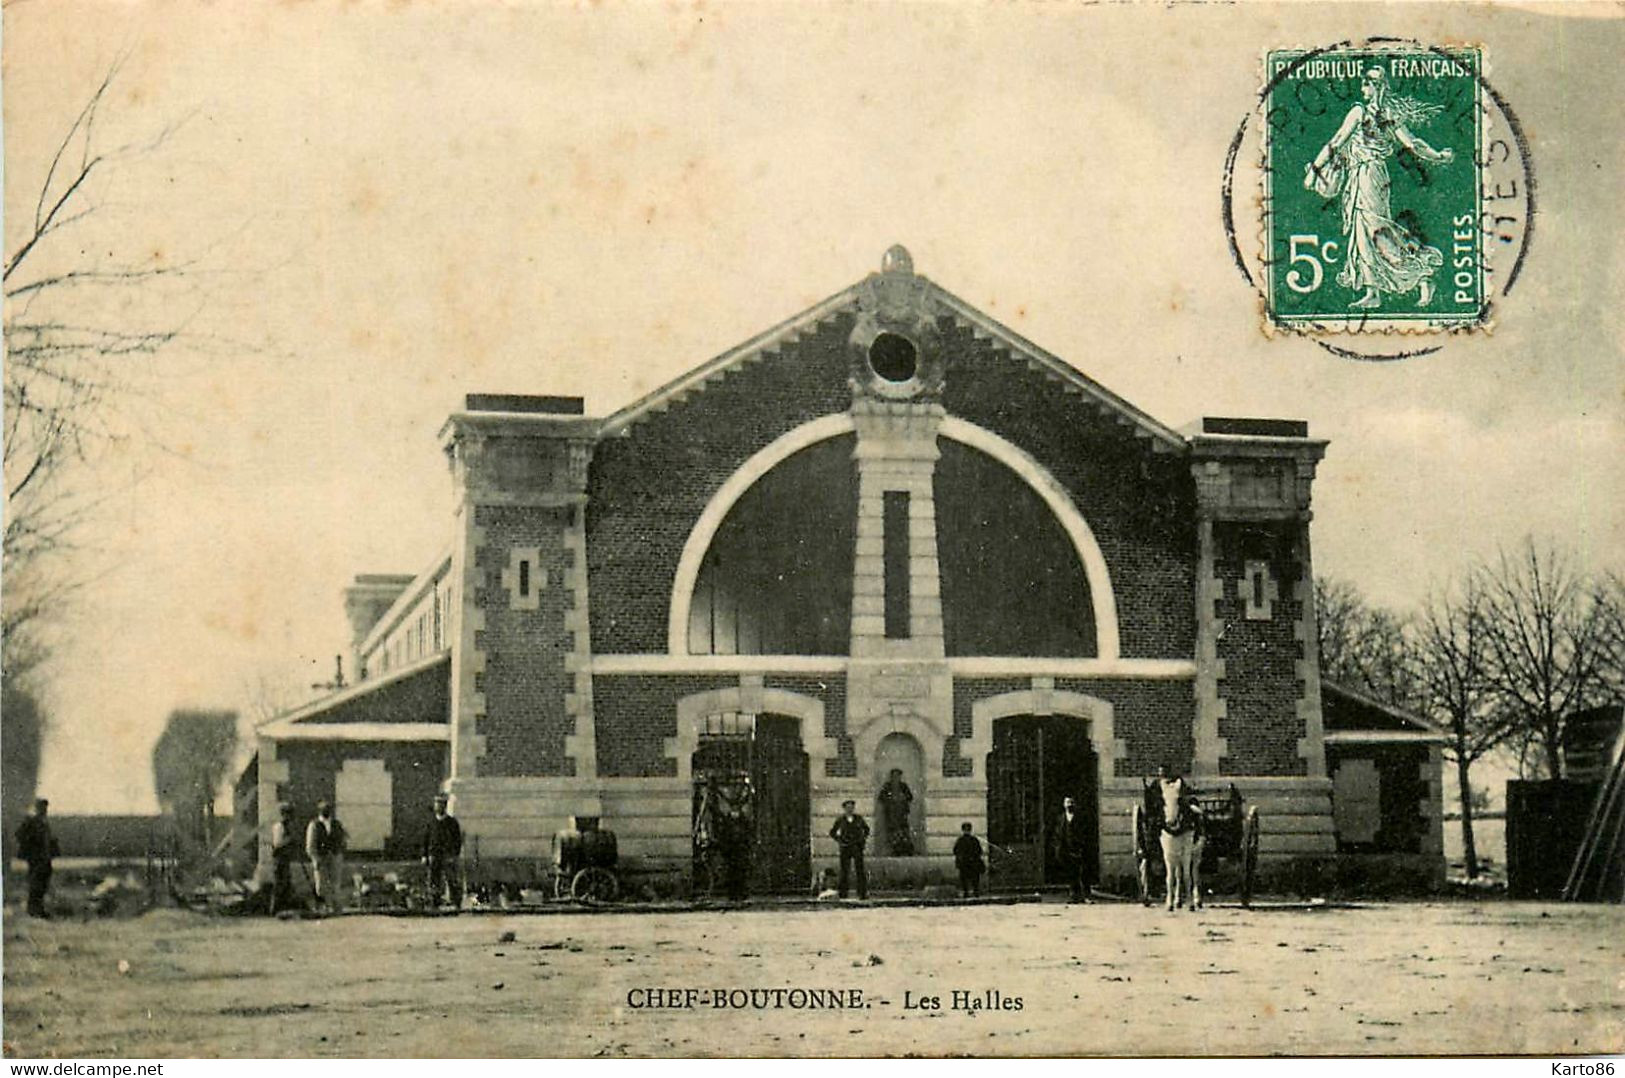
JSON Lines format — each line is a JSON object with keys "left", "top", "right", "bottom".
{"left": 553, "top": 871, "right": 570, "bottom": 901}
{"left": 571, "top": 866, "right": 618, "bottom": 903}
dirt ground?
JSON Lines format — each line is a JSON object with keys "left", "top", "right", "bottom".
{"left": 4, "top": 898, "right": 1621, "bottom": 1058}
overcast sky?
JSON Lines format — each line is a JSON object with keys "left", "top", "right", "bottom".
{"left": 5, "top": 1, "right": 1621, "bottom": 813}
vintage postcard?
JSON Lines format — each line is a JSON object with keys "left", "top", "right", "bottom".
{"left": 3, "top": 0, "right": 1622, "bottom": 1063}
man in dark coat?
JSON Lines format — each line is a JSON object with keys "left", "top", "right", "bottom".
{"left": 829, "top": 799, "right": 870, "bottom": 899}
{"left": 268, "top": 802, "right": 300, "bottom": 914}
{"left": 953, "top": 821, "right": 985, "bottom": 898}
{"left": 1051, "top": 795, "right": 1094, "bottom": 903}
{"left": 717, "top": 780, "right": 754, "bottom": 902}
{"left": 14, "top": 798, "right": 60, "bottom": 918}
{"left": 421, "top": 792, "right": 464, "bottom": 909}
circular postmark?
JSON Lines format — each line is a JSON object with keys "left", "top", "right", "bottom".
{"left": 1221, "top": 37, "right": 1534, "bottom": 361}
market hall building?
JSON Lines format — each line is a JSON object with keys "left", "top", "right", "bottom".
{"left": 252, "top": 247, "right": 1446, "bottom": 892}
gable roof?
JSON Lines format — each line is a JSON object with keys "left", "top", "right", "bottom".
{"left": 598, "top": 266, "right": 1187, "bottom": 450}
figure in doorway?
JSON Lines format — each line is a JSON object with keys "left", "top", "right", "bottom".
{"left": 878, "top": 768, "right": 915, "bottom": 855}
{"left": 716, "top": 778, "right": 755, "bottom": 902}
{"left": 692, "top": 777, "right": 724, "bottom": 904}
{"left": 1050, "top": 795, "right": 1094, "bottom": 903}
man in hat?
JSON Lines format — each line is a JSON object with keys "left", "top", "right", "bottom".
{"left": 14, "top": 798, "right": 60, "bottom": 918}
{"left": 828, "top": 799, "right": 870, "bottom": 900}
{"left": 1051, "top": 795, "right": 1094, "bottom": 903}
{"left": 421, "top": 792, "right": 464, "bottom": 909}
{"left": 267, "top": 802, "right": 301, "bottom": 914}
{"left": 304, "top": 799, "right": 348, "bottom": 912}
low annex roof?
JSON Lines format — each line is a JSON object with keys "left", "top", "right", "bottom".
{"left": 257, "top": 652, "right": 450, "bottom": 743}
{"left": 1321, "top": 679, "right": 1448, "bottom": 744}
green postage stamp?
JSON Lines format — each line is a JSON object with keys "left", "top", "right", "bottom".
{"left": 1263, "top": 46, "right": 1484, "bottom": 332}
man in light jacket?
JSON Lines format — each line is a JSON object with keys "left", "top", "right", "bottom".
{"left": 305, "top": 800, "right": 348, "bottom": 912}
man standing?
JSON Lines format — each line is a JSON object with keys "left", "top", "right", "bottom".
{"left": 304, "top": 800, "right": 348, "bottom": 913}
{"left": 421, "top": 792, "right": 464, "bottom": 909}
{"left": 717, "top": 779, "right": 754, "bottom": 902}
{"left": 877, "top": 768, "right": 915, "bottom": 855}
{"left": 693, "top": 775, "right": 724, "bottom": 898}
{"left": 829, "top": 799, "right": 870, "bottom": 900}
{"left": 268, "top": 803, "right": 300, "bottom": 915}
{"left": 1051, "top": 795, "right": 1093, "bottom": 903}
{"left": 953, "top": 821, "right": 985, "bottom": 898}
{"left": 14, "top": 798, "right": 60, "bottom": 918}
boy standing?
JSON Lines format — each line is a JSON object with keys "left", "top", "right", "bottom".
{"left": 953, "top": 821, "right": 985, "bottom": 898}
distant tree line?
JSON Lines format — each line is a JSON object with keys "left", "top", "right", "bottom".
{"left": 1317, "top": 538, "right": 1625, "bottom": 878}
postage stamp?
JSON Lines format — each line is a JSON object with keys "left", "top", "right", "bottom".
{"left": 1262, "top": 45, "right": 1485, "bottom": 333}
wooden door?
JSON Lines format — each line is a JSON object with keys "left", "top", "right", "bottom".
{"left": 750, "top": 715, "right": 811, "bottom": 893}
{"left": 986, "top": 716, "right": 1097, "bottom": 888}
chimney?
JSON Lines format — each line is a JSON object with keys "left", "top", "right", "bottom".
{"left": 343, "top": 573, "right": 417, "bottom": 650}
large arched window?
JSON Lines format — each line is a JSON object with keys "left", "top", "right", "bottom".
{"left": 935, "top": 439, "right": 1096, "bottom": 656}
{"left": 687, "top": 435, "right": 857, "bottom": 655}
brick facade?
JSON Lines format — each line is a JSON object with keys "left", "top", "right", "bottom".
{"left": 587, "top": 316, "right": 856, "bottom": 654}
{"left": 1213, "top": 520, "right": 1309, "bottom": 777}
{"left": 592, "top": 675, "right": 735, "bottom": 778}
{"left": 263, "top": 251, "right": 1425, "bottom": 888}
{"left": 940, "top": 322, "right": 1197, "bottom": 661}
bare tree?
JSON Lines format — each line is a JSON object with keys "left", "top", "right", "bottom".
{"left": 3, "top": 60, "right": 199, "bottom": 680}
{"left": 1480, "top": 540, "right": 1615, "bottom": 780}
{"left": 1315, "top": 576, "right": 1421, "bottom": 711}
{"left": 1591, "top": 569, "right": 1625, "bottom": 701}
{"left": 1414, "top": 574, "right": 1515, "bottom": 877}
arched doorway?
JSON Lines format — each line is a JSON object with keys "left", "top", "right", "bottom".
{"left": 985, "top": 715, "right": 1098, "bottom": 889}
{"left": 690, "top": 711, "right": 811, "bottom": 894}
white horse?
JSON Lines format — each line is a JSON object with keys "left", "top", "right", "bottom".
{"left": 1157, "top": 778, "right": 1204, "bottom": 913}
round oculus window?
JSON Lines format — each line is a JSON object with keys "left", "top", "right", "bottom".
{"left": 868, "top": 332, "right": 919, "bottom": 384}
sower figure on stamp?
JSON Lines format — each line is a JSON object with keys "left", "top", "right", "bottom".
{"left": 953, "top": 821, "right": 985, "bottom": 898}
{"left": 829, "top": 799, "right": 870, "bottom": 900}
{"left": 1306, "top": 66, "right": 1455, "bottom": 310}
{"left": 305, "top": 800, "right": 348, "bottom": 913}
{"left": 878, "top": 768, "right": 914, "bottom": 855}
{"left": 1050, "top": 796, "right": 1093, "bottom": 904}
{"left": 268, "top": 803, "right": 300, "bottom": 915}
{"left": 14, "top": 798, "right": 60, "bottom": 919}
{"left": 421, "top": 792, "right": 464, "bottom": 910}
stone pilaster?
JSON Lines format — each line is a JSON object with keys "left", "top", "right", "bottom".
{"left": 849, "top": 399, "right": 945, "bottom": 659}
{"left": 1192, "top": 512, "right": 1229, "bottom": 777}
{"left": 1293, "top": 519, "right": 1328, "bottom": 778}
